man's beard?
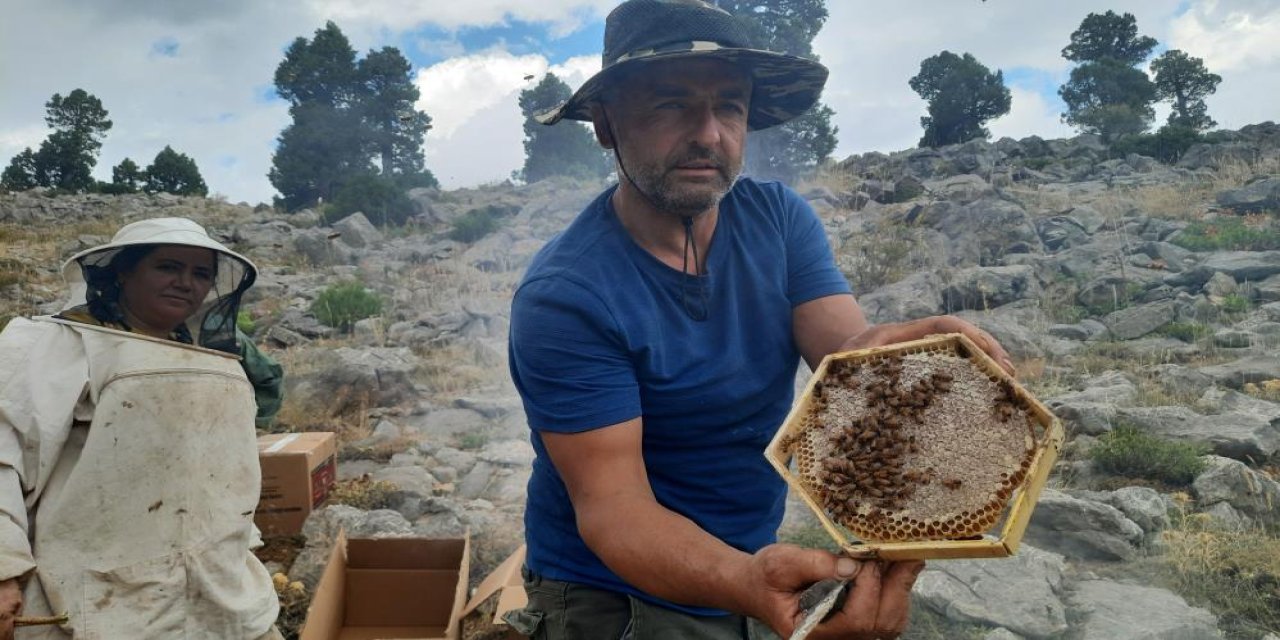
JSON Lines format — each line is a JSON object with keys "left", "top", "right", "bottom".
{"left": 629, "top": 145, "right": 742, "bottom": 217}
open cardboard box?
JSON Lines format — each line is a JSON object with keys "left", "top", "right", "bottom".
{"left": 460, "top": 545, "right": 527, "bottom": 639}
{"left": 301, "top": 530, "right": 471, "bottom": 640}
{"left": 257, "top": 432, "right": 338, "bottom": 536}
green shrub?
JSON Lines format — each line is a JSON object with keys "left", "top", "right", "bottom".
{"left": 326, "top": 173, "right": 418, "bottom": 227}
{"left": 1173, "top": 218, "right": 1280, "bottom": 252}
{"left": 1020, "top": 156, "right": 1054, "bottom": 171}
{"left": 448, "top": 204, "right": 516, "bottom": 243}
{"left": 236, "top": 309, "right": 256, "bottom": 335}
{"left": 310, "top": 281, "right": 383, "bottom": 331}
{"left": 1158, "top": 321, "right": 1211, "bottom": 342}
{"left": 1089, "top": 424, "right": 1209, "bottom": 486}
{"left": 1220, "top": 293, "right": 1251, "bottom": 314}
{"left": 457, "top": 431, "right": 489, "bottom": 451}
{"left": 1111, "top": 125, "right": 1203, "bottom": 164}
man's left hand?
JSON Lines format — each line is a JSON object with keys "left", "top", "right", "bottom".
{"left": 838, "top": 315, "right": 1015, "bottom": 376}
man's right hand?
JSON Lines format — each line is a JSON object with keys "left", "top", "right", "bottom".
{"left": 737, "top": 544, "right": 923, "bottom": 639}
{"left": 0, "top": 577, "right": 22, "bottom": 640}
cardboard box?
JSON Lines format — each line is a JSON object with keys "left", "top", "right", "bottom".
{"left": 300, "top": 530, "right": 471, "bottom": 640}
{"left": 257, "top": 432, "right": 338, "bottom": 536}
{"left": 460, "top": 545, "right": 527, "bottom": 639}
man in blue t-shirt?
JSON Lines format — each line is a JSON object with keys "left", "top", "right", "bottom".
{"left": 508, "top": 2, "right": 1015, "bottom": 639}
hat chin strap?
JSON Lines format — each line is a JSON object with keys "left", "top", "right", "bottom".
{"left": 601, "top": 107, "right": 710, "bottom": 321}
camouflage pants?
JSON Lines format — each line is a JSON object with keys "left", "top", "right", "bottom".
{"left": 508, "top": 568, "right": 782, "bottom": 640}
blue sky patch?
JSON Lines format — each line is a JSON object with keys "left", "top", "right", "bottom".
{"left": 254, "top": 84, "right": 283, "bottom": 105}
{"left": 1004, "top": 66, "right": 1069, "bottom": 111}
{"left": 150, "top": 37, "right": 180, "bottom": 58}
{"left": 403, "top": 17, "right": 605, "bottom": 69}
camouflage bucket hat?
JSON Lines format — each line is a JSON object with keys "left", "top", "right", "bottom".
{"left": 535, "top": 0, "right": 829, "bottom": 131}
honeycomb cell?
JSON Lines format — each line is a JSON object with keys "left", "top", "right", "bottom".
{"left": 786, "top": 344, "right": 1050, "bottom": 543}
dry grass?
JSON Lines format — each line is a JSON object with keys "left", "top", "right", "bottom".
{"left": 1243, "top": 379, "right": 1280, "bottom": 403}
{"left": 327, "top": 475, "right": 398, "bottom": 510}
{"left": 1160, "top": 513, "right": 1280, "bottom": 638}
{"left": 414, "top": 341, "right": 503, "bottom": 399}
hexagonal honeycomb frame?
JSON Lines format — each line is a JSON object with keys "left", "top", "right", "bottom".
{"left": 765, "top": 333, "right": 1063, "bottom": 560}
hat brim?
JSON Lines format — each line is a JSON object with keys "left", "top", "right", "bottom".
{"left": 60, "top": 230, "right": 258, "bottom": 309}
{"left": 535, "top": 45, "right": 828, "bottom": 131}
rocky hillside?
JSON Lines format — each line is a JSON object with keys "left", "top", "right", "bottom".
{"left": 3, "top": 122, "right": 1280, "bottom": 639}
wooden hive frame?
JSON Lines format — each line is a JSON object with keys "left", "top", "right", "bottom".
{"left": 765, "top": 333, "right": 1064, "bottom": 560}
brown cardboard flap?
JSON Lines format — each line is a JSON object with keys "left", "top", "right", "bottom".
{"left": 344, "top": 569, "right": 460, "bottom": 626}
{"left": 347, "top": 538, "right": 466, "bottom": 571}
{"left": 336, "top": 627, "right": 450, "bottom": 640}
{"left": 300, "top": 530, "right": 348, "bottom": 640}
{"left": 461, "top": 545, "right": 526, "bottom": 623}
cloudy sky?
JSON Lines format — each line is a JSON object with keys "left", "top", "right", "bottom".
{"left": 2, "top": 1, "right": 1277, "bottom": 204}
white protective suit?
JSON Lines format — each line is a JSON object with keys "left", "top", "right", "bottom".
{"left": 0, "top": 316, "right": 279, "bottom": 639}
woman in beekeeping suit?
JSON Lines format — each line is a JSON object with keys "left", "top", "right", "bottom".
{"left": 0, "top": 217, "right": 282, "bottom": 639}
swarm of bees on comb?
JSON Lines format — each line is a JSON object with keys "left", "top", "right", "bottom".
{"left": 781, "top": 341, "right": 1048, "bottom": 544}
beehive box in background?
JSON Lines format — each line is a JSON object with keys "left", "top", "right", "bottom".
{"left": 766, "top": 333, "right": 1063, "bottom": 560}
{"left": 257, "top": 432, "right": 338, "bottom": 536}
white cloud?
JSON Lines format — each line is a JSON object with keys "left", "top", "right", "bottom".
{"left": 815, "top": 0, "right": 1182, "bottom": 159}
{"left": 305, "top": 0, "right": 615, "bottom": 34}
{"left": 1170, "top": 1, "right": 1280, "bottom": 72}
{"left": 416, "top": 53, "right": 601, "bottom": 188}
{"left": 3, "top": 0, "right": 1278, "bottom": 202}
{"left": 988, "top": 88, "right": 1074, "bottom": 142}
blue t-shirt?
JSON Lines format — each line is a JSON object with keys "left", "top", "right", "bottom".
{"left": 508, "top": 178, "right": 851, "bottom": 614}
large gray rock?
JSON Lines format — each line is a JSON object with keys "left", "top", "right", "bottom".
{"left": 1139, "top": 241, "right": 1197, "bottom": 272}
{"left": 913, "top": 546, "right": 1068, "bottom": 639}
{"left": 370, "top": 465, "right": 437, "bottom": 500}
{"left": 1036, "top": 215, "right": 1089, "bottom": 251}
{"left": 1193, "top": 455, "right": 1280, "bottom": 526}
{"left": 1115, "top": 405, "right": 1280, "bottom": 460}
{"left": 287, "top": 347, "right": 423, "bottom": 412}
{"left": 953, "top": 308, "right": 1046, "bottom": 361}
{"left": 916, "top": 196, "right": 1041, "bottom": 267}
{"left": 331, "top": 211, "right": 385, "bottom": 248}
{"left": 1023, "top": 489, "right": 1143, "bottom": 561}
{"left": 942, "top": 265, "right": 1041, "bottom": 311}
{"left": 924, "top": 174, "right": 993, "bottom": 204}
{"left": 1046, "top": 372, "right": 1137, "bottom": 435}
{"left": 1068, "top": 580, "right": 1219, "bottom": 640}
{"left": 1199, "top": 251, "right": 1280, "bottom": 282}
{"left": 293, "top": 227, "right": 355, "bottom": 266}
{"left": 1148, "top": 364, "right": 1215, "bottom": 398}
{"left": 1102, "top": 300, "right": 1178, "bottom": 340}
{"left": 290, "top": 506, "right": 416, "bottom": 588}
{"left": 856, "top": 271, "right": 945, "bottom": 323}
{"left": 1071, "top": 486, "right": 1173, "bottom": 536}
{"left": 1216, "top": 177, "right": 1280, "bottom": 213}
{"left": 1199, "top": 355, "right": 1280, "bottom": 389}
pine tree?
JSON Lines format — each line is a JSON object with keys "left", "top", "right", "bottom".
{"left": 1058, "top": 11, "right": 1159, "bottom": 141}
{"left": 357, "top": 47, "right": 437, "bottom": 188}
{"left": 1150, "top": 49, "right": 1221, "bottom": 131}
{"left": 145, "top": 146, "right": 208, "bottom": 196}
{"left": 519, "top": 73, "right": 610, "bottom": 183}
{"left": 1, "top": 149, "right": 39, "bottom": 192}
{"left": 713, "top": 0, "right": 837, "bottom": 181}
{"left": 270, "top": 22, "right": 437, "bottom": 214}
{"left": 909, "top": 51, "right": 1011, "bottom": 148}
{"left": 2, "top": 89, "right": 112, "bottom": 192}
{"left": 111, "top": 158, "right": 144, "bottom": 193}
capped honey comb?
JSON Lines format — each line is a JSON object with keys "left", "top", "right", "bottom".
{"left": 767, "top": 334, "right": 1063, "bottom": 560}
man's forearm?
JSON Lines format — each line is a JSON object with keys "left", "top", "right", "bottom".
{"left": 576, "top": 492, "right": 758, "bottom": 615}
